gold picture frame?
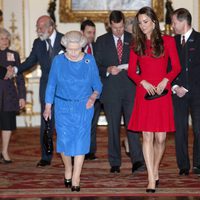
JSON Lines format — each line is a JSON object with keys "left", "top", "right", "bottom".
{"left": 59, "top": 0, "right": 164, "bottom": 23}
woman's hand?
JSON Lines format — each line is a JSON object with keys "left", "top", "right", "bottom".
{"left": 19, "top": 99, "right": 26, "bottom": 109}
{"left": 140, "top": 80, "right": 156, "bottom": 95}
{"left": 86, "top": 91, "right": 98, "bottom": 109}
{"left": 156, "top": 78, "right": 169, "bottom": 95}
{"left": 43, "top": 104, "right": 52, "bottom": 121}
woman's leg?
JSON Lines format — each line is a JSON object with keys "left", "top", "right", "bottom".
{"left": 61, "top": 153, "right": 72, "bottom": 179}
{"left": 72, "top": 155, "right": 85, "bottom": 186}
{"left": 142, "top": 131, "right": 155, "bottom": 189}
{"left": 154, "top": 132, "right": 166, "bottom": 181}
{"left": 1, "top": 130, "right": 12, "bottom": 160}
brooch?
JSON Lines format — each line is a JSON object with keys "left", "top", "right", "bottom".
{"left": 85, "top": 59, "right": 90, "bottom": 64}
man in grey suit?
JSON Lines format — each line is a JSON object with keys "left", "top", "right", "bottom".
{"left": 15, "top": 15, "right": 64, "bottom": 167}
{"left": 95, "top": 10, "right": 144, "bottom": 173}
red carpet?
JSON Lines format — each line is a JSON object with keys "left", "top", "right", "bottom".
{"left": 0, "top": 126, "right": 200, "bottom": 198}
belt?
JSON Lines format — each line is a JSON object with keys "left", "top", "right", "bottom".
{"left": 55, "top": 95, "right": 88, "bottom": 102}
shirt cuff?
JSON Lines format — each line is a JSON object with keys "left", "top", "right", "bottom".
{"left": 171, "top": 85, "right": 179, "bottom": 94}
{"left": 14, "top": 66, "right": 18, "bottom": 74}
{"left": 106, "top": 72, "right": 110, "bottom": 77}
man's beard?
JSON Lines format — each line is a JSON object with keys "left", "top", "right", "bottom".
{"left": 38, "top": 31, "right": 49, "bottom": 41}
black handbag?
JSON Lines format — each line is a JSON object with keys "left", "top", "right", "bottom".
{"left": 144, "top": 89, "right": 168, "bottom": 100}
{"left": 43, "top": 118, "right": 53, "bottom": 155}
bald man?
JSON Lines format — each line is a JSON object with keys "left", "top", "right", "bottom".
{"left": 16, "top": 15, "right": 64, "bottom": 167}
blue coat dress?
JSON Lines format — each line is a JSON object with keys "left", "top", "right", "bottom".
{"left": 45, "top": 53, "right": 102, "bottom": 156}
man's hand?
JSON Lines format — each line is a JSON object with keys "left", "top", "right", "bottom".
{"left": 174, "top": 86, "right": 188, "bottom": 98}
{"left": 107, "top": 66, "right": 121, "bottom": 75}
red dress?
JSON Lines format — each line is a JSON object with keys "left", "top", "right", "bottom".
{"left": 128, "top": 36, "right": 181, "bottom": 132}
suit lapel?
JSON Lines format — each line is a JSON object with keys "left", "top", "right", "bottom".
{"left": 40, "top": 40, "right": 48, "bottom": 57}
{"left": 52, "top": 32, "right": 60, "bottom": 56}
{"left": 108, "top": 33, "right": 119, "bottom": 63}
{"left": 121, "top": 32, "right": 131, "bottom": 64}
{"left": 186, "top": 30, "right": 195, "bottom": 49}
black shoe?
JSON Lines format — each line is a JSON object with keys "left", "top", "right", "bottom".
{"left": 132, "top": 161, "right": 145, "bottom": 173}
{"left": 85, "top": 153, "right": 97, "bottom": 160}
{"left": 193, "top": 166, "right": 200, "bottom": 175}
{"left": 110, "top": 166, "right": 120, "bottom": 173}
{"left": 146, "top": 189, "right": 156, "bottom": 193}
{"left": 36, "top": 159, "right": 51, "bottom": 167}
{"left": 64, "top": 178, "right": 72, "bottom": 188}
{"left": 0, "top": 153, "right": 12, "bottom": 164}
{"left": 179, "top": 169, "right": 189, "bottom": 176}
{"left": 71, "top": 186, "right": 80, "bottom": 192}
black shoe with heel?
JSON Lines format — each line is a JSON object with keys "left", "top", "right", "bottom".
{"left": 146, "top": 188, "right": 156, "bottom": 193}
{"left": 146, "top": 181, "right": 156, "bottom": 193}
{"left": 0, "top": 153, "right": 12, "bottom": 164}
{"left": 64, "top": 178, "right": 72, "bottom": 188}
{"left": 71, "top": 186, "right": 80, "bottom": 192}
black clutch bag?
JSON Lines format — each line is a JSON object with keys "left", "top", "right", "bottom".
{"left": 144, "top": 89, "right": 168, "bottom": 100}
{"left": 43, "top": 118, "right": 53, "bottom": 155}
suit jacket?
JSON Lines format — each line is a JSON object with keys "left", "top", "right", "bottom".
{"left": 0, "top": 48, "right": 26, "bottom": 111}
{"left": 83, "top": 42, "right": 95, "bottom": 55}
{"left": 95, "top": 31, "right": 135, "bottom": 102}
{"left": 173, "top": 29, "right": 200, "bottom": 95}
{"left": 0, "top": 67, "right": 6, "bottom": 79}
{"left": 18, "top": 31, "right": 64, "bottom": 102}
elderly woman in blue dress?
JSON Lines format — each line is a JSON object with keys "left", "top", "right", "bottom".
{"left": 43, "top": 31, "right": 102, "bottom": 192}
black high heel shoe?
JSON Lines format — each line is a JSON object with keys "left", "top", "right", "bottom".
{"left": 146, "top": 188, "right": 156, "bottom": 193}
{"left": 64, "top": 178, "right": 72, "bottom": 188}
{"left": 71, "top": 186, "right": 80, "bottom": 192}
{"left": 0, "top": 153, "right": 12, "bottom": 164}
{"left": 146, "top": 181, "right": 156, "bottom": 193}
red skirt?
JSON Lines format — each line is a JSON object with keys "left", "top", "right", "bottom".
{"left": 128, "top": 84, "right": 175, "bottom": 132}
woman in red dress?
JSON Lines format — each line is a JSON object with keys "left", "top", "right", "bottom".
{"left": 128, "top": 7, "right": 181, "bottom": 193}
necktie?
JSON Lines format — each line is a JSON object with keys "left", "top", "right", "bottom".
{"left": 46, "top": 38, "right": 53, "bottom": 61}
{"left": 87, "top": 44, "right": 92, "bottom": 54}
{"left": 117, "top": 38, "right": 123, "bottom": 64}
{"left": 182, "top": 35, "right": 185, "bottom": 47}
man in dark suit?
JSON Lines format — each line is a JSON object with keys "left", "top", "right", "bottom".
{"left": 172, "top": 8, "right": 200, "bottom": 175}
{"left": 81, "top": 19, "right": 101, "bottom": 160}
{"left": 95, "top": 10, "right": 144, "bottom": 173}
{"left": 15, "top": 15, "right": 64, "bottom": 167}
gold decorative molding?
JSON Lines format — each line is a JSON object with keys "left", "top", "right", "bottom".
{"left": 59, "top": 0, "right": 164, "bottom": 23}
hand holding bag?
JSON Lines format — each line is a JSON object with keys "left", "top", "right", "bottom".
{"left": 144, "top": 89, "right": 168, "bottom": 100}
{"left": 43, "top": 118, "right": 53, "bottom": 155}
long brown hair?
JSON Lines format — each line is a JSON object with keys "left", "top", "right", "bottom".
{"left": 133, "top": 6, "right": 164, "bottom": 57}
